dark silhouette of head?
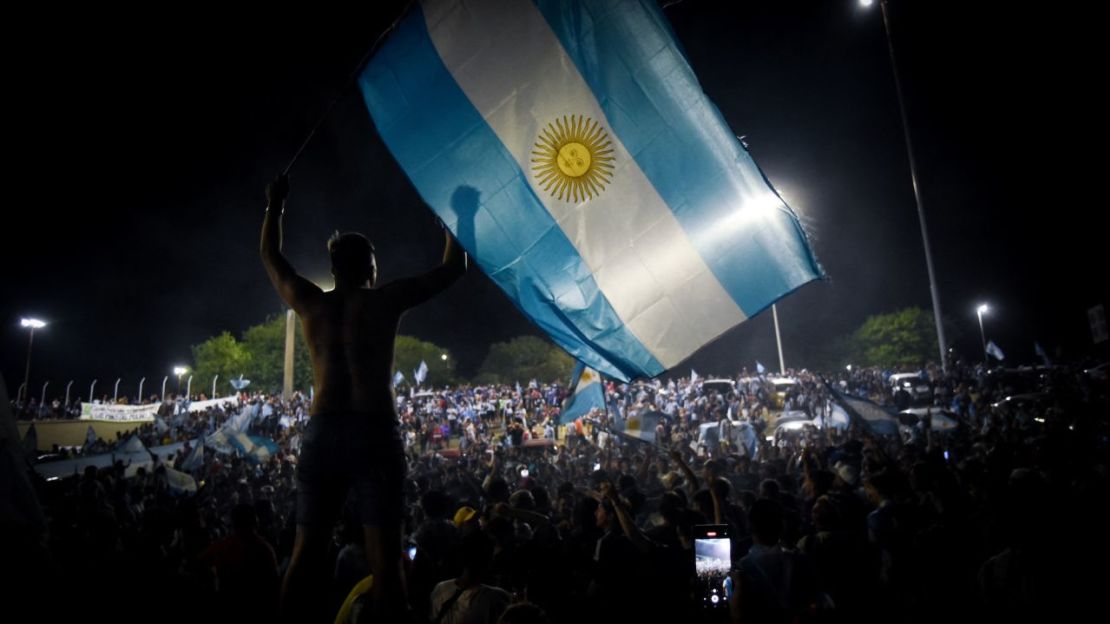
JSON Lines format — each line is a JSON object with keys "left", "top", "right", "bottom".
{"left": 749, "top": 498, "right": 783, "bottom": 546}
{"left": 231, "top": 503, "right": 259, "bottom": 534}
{"left": 327, "top": 232, "right": 376, "bottom": 286}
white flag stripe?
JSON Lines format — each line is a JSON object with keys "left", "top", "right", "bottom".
{"left": 422, "top": 0, "right": 746, "bottom": 367}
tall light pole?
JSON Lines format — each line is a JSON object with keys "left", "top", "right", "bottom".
{"left": 772, "top": 304, "right": 786, "bottom": 375}
{"left": 976, "top": 303, "right": 989, "bottom": 364}
{"left": 862, "top": 0, "right": 949, "bottom": 371}
{"left": 19, "top": 318, "right": 46, "bottom": 404}
{"left": 174, "top": 366, "right": 187, "bottom": 397}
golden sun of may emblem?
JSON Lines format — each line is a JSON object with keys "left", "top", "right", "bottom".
{"left": 531, "top": 114, "right": 614, "bottom": 203}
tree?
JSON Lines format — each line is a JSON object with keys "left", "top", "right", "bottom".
{"left": 191, "top": 332, "right": 252, "bottom": 397}
{"left": 240, "top": 313, "right": 313, "bottom": 395}
{"left": 476, "top": 335, "right": 574, "bottom": 385}
{"left": 394, "top": 335, "right": 455, "bottom": 387}
{"left": 847, "top": 307, "right": 939, "bottom": 370}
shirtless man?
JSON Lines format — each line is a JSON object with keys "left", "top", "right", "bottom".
{"left": 262, "top": 174, "right": 465, "bottom": 621}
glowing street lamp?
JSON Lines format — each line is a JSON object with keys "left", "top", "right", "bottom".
{"left": 976, "top": 303, "right": 990, "bottom": 364}
{"left": 19, "top": 318, "right": 47, "bottom": 404}
{"left": 174, "top": 366, "right": 187, "bottom": 396}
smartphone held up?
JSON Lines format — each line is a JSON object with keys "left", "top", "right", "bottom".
{"left": 693, "top": 524, "right": 732, "bottom": 609}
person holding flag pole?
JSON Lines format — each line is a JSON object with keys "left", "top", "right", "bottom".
{"left": 262, "top": 172, "right": 466, "bottom": 621}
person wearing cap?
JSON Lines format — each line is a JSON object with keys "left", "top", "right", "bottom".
{"left": 454, "top": 506, "right": 478, "bottom": 530}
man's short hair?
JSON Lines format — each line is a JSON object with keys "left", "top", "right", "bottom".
{"left": 327, "top": 232, "right": 375, "bottom": 282}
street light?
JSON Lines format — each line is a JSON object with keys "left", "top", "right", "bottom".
{"left": 862, "top": 0, "right": 949, "bottom": 371}
{"left": 441, "top": 353, "right": 448, "bottom": 361}
{"left": 174, "top": 366, "right": 187, "bottom": 396}
{"left": 976, "top": 303, "right": 990, "bottom": 364}
{"left": 19, "top": 318, "right": 46, "bottom": 404}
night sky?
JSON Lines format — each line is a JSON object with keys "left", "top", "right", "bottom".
{"left": 3, "top": 1, "right": 1103, "bottom": 399}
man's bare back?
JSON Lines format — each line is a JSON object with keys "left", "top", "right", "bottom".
{"left": 260, "top": 175, "right": 465, "bottom": 419}
{"left": 298, "top": 276, "right": 459, "bottom": 417}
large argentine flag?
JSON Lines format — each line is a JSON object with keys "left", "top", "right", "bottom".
{"left": 360, "top": 0, "right": 822, "bottom": 380}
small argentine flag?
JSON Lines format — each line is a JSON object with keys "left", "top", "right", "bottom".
{"left": 986, "top": 340, "right": 1005, "bottom": 361}
{"left": 560, "top": 361, "right": 606, "bottom": 424}
{"left": 617, "top": 408, "right": 662, "bottom": 444}
{"left": 360, "top": 0, "right": 822, "bottom": 381}
{"left": 831, "top": 388, "right": 900, "bottom": 437}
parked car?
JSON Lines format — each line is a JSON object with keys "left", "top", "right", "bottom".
{"left": 990, "top": 393, "right": 1050, "bottom": 425}
{"left": 767, "top": 377, "right": 798, "bottom": 410}
{"left": 889, "top": 373, "right": 932, "bottom": 408}
{"left": 701, "top": 379, "right": 736, "bottom": 399}
{"left": 897, "top": 407, "right": 960, "bottom": 432}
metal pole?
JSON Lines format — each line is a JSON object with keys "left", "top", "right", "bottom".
{"left": 879, "top": 0, "right": 948, "bottom": 371}
{"left": 114, "top": 378, "right": 121, "bottom": 402}
{"left": 772, "top": 304, "right": 786, "bottom": 375}
{"left": 21, "top": 327, "right": 35, "bottom": 404}
{"left": 283, "top": 309, "right": 296, "bottom": 401}
{"left": 977, "top": 309, "right": 988, "bottom": 364}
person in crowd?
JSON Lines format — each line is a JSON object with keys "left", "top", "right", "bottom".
{"left": 262, "top": 173, "right": 466, "bottom": 621}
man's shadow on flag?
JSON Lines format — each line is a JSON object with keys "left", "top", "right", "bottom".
{"left": 449, "top": 185, "right": 479, "bottom": 257}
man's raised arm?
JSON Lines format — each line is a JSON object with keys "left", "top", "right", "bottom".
{"left": 260, "top": 175, "right": 321, "bottom": 312}
{"left": 382, "top": 226, "right": 467, "bottom": 311}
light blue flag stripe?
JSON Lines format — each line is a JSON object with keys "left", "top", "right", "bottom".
{"left": 533, "top": 0, "right": 822, "bottom": 316}
{"left": 359, "top": 4, "right": 662, "bottom": 380}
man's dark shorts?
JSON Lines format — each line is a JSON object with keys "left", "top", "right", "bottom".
{"left": 296, "top": 413, "right": 407, "bottom": 527}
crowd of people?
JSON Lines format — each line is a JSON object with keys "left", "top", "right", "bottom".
{"left": 9, "top": 357, "right": 1110, "bottom": 622}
